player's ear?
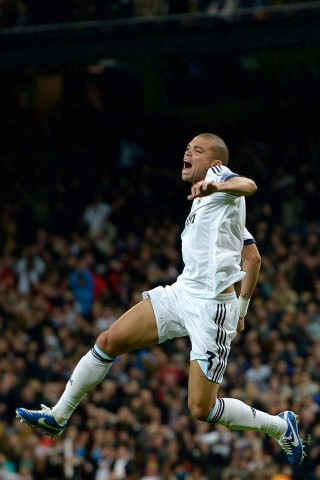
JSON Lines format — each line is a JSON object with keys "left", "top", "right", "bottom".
{"left": 212, "top": 160, "right": 222, "bottom": 166}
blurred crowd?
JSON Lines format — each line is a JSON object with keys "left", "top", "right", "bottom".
{"left": 0, "top": 0, "right": 319, "bottom": 28}
{"left": 0, "top": 57, "right": 320, "bottom": 480}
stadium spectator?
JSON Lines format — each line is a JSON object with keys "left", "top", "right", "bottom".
{"left": 14, "top": 244, "right": 46, "bottom": 295}
{"left": 68, "top": 253, "right": 95, "bottom": 318}
{"left": 82, "top": 193, "right": 112, "bottom": 238}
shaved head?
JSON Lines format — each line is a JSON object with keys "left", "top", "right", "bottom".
{"left": 198, "top": 133, "right": 229, "bottom": 165}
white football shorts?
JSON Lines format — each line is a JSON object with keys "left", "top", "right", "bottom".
{"left": 142, "top": 282, "right": 239, "bottom": 383}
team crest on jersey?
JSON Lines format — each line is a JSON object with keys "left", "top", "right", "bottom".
{"left": 185, "top": 213, "right": 196, "bottom": 228}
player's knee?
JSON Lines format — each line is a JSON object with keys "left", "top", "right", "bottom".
{"left": 96, "top": 328, "right": 124, "bottom": 357}
{"left": 188, "top": 398, "right": 213, "bottom": 421}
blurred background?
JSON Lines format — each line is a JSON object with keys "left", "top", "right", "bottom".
{"left": 0, "top": 1, "right": 320, "bottom": 479}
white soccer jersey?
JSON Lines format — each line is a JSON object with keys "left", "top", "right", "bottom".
{"left": 176, "top": 165, "right": 247, "bottom": 298}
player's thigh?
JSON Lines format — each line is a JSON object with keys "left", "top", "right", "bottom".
{"left": 98, "top": 299, "right": 159, "bottom": 355}
{"left": 188, "top": 360, "right": 219, "bottom": 418}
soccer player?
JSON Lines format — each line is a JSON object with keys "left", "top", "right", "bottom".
{"left": 16, "top": 133, "right": 305, "bottom": 466}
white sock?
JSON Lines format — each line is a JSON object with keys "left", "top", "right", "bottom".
{"left": 52, "top": 345, "right": 114, "bottom": 425}
{"left": 206, "top": 398, "right": 287, "bottom": 438}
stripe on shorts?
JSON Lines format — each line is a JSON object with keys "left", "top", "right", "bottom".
{"left": 211, "top": 304, "right": 228, "bottom": 382}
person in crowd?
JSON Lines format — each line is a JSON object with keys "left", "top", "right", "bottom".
{"left": 82, "top": 192, "right": 112, "bottom": 237}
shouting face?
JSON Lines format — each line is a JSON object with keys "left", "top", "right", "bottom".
{"left": 182, "top": 135, "right": 219, "bottom": 184}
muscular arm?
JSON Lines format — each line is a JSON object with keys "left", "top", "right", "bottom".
{"left": 237, "top": 242, "right": 261, "bottom": 332}
{"left": 241, "top": 242, "right": 261, "bottom": 299}
{"left": 188, "top": 176, "right": 257, "bottom": 200}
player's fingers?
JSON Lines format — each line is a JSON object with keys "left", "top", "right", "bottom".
{"left": 198, "top": 182, "right": 206, "bottom": 195}
{"left": 187, "top": 185, "right": 197, "bottom": 200}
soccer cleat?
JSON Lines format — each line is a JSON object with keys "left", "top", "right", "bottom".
{"left": 16, "top": 404, "right": 66, "bottom": 437}
{"left": 276, "top": 411, "right": 306, "bottom": 466}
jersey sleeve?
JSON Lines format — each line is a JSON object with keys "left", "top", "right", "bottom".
{"left": 243, "top": 227, "right": 256, "bottom": 245}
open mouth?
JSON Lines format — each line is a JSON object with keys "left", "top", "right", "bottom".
{"left": 183, "top": 160, "right": 192, "bottom": 170}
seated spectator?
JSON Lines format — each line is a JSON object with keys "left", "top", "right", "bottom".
{"left": 14, "top": 244, "right": 46, "bottom": 295}
{"left": 68, "top": 253, "right": 95, "bottom": 318}
{"left": 82, "top": 192, "right": 112, "bottom": 237}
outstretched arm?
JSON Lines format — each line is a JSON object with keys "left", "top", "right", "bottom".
{"left": 237, "top": 242, "right": 261, "bottom": 332}
{"left": 188, "top": 176, "right": 257, "bottom": 200}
